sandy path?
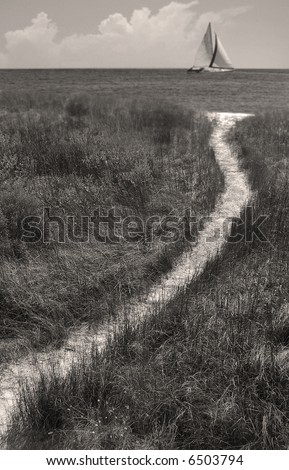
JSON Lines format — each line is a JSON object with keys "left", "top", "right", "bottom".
{"left": 0, "top": 112, "right": 251, "bottom": 441}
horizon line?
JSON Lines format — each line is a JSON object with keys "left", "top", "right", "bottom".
{"left": 0, "top": 67, "right": 288, "bottom": 71}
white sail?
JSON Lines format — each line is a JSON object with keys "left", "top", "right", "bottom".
{"left": 193, "top": 23, "right": 214, "bottom": 68}
{"left": 212, "top": 35, "right": 233, "bottom": 69}
{"left": 189, "top": 23, "right": 234, "bottom": 72}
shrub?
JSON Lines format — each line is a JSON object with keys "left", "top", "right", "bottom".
{"left": 64, "top": 94, "right": 91, "bottom": 120}
{"left": 0, "top": 183, "right": 40, "bottom": 241}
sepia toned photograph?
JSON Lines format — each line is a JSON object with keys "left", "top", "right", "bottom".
{"left": 0, "top": 0, "right": 288, "bottom": 459}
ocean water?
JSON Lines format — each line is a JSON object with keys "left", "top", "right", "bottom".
{"left": 0, "top": 69, "right": 288, "bottom": 113}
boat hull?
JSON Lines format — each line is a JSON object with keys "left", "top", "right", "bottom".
{"left": 187, "top": 67, "right": 234, "bottom": 73}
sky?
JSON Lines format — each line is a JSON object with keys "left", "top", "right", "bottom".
{"left": 0, "top": 0, "right": 288, "bottom": 68}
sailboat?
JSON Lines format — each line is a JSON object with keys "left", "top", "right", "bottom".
{"left": 188, "top": 23, "right": 234, "bottom": 73}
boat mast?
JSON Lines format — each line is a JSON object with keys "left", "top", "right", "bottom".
{"left": 208, "top": 23, "right": 214, "bottom": 51}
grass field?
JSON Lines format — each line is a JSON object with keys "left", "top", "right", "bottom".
{"left": 0, "top": 92, "right": 223, "bottom": 362}
{"left": 3, "top": 110, "right": 289, "bottom": 450}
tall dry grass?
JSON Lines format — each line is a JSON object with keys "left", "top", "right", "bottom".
{"left": 0, "top": 93, "right": 222, "bottom": 357}
{"left": 5, "top": 111, "right": 289, "bottom": 450}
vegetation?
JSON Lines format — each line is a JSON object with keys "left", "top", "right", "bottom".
{"left": 4, "top": 110, "right": 289, "bottom": 450}
{"left": 0, "top": 92, "right": 223, "bottom": 359}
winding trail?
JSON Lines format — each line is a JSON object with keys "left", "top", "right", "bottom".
{"left": 0, "top": 112, "right": 252, "bottom": 441}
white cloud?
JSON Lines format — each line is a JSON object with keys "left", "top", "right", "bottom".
{"left": 58, "top": 1, "right": 199, "bottom": 68}
{"left": 4, "top": 12, "right": 58, "bottom": 67}
{"left": 1, "top": 2, "right": 250, "bottom": 68}
{"left": 98, "top": 13, "right": 133, "bottom": 36}
{"left": 5, "top": 12, "right": 57, "bottom": 47}
{"left": 195, "top": 6, "right": 252, "bottom": 32}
